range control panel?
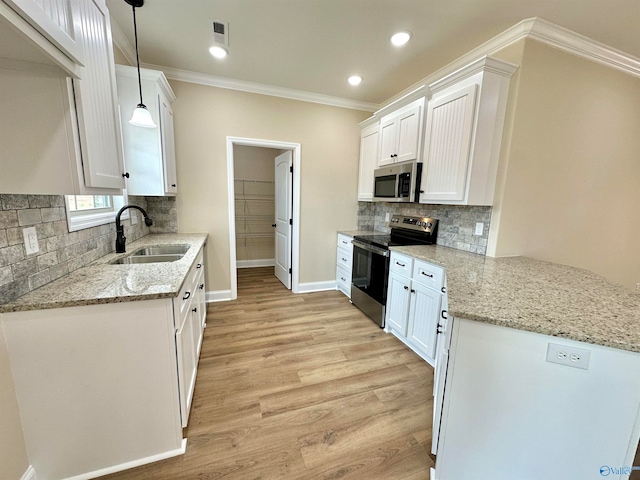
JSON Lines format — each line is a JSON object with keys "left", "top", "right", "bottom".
{"left": 390, "top": 215, "right": 437, "bottom": 232}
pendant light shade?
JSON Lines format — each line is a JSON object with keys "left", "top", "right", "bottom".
{"left": 125, "top": 0, "right": 156, "bottom": 128}
{"left": 129, "top": 104, "right": 156, "bottom": 128}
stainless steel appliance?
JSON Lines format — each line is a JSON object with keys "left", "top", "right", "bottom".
{"left": 373, "top": 162, "right": 422, "bottom": 202}
{"left": 351, "top": 215, "right": 438, "bottom": 327}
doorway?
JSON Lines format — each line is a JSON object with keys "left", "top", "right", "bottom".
{"left": 226, "top": 137, "right": 301, "bottom": 300}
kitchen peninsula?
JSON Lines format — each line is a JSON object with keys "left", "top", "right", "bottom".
{"left": 391, "top": 244, "right": 640, "bottom": 480}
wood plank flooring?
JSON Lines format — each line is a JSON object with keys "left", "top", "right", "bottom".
{"left": 102, "top": 267, "right": 435, "bottom": 479}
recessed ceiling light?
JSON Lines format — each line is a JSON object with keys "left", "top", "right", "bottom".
{"left": 391, "top": 31, "right": 412, "bottom": 46}
{"left": 209, "top": 45, "right": 229, "bottom": 59}
{"left": 348, "top": 75, "right": 362, "bottom": 86}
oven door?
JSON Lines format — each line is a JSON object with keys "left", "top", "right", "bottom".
{"left": 351, "top": 240, "right": 389, "bottom": 327}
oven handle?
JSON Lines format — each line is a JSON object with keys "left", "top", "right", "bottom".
{"left": 352, "top": 240, "right": 389, "bottom": 257}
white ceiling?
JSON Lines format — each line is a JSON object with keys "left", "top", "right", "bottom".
{"left": 104, "top": 0, "right": 640, "bottom": 107}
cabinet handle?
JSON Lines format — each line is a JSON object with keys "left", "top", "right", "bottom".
{"left": 197, "top": 263, "right": 202, "bottom": 269}
{"left": 192, "top": 307, "right": 197, "bottom": 313}
{"left": 341, "top": 277, "right": 346, "bottom": 282}
{"left": 421, "top": 271, "right": 434, "bottom": 278}
{"left": 390, "top": 154, "right": 394, "bottom": 158}
{"left": 396, "top": 261, "right": 406, "bottom": 267}
{"left": 441, "top": 310, "right": 448, "bottom": 319}
{"left": 403, "top": 285, "right": 409, "bottom": 290}
{"left": 420, "top": 190, "right": 424, "bottom": 194}
{"left": 341, "top": 240, "right": 348, "bottom": 244}
{"left": 122, "top": 172, "right": 130, "bottom": 178}
{"left": 441, "top": 286, "right": 447, "bottom": 294}
{"left": 410, "top": 289, "right": 415, "bottom": 294}
{"left": 199, "top": 283, "right": 204, "bottom": 290}
{"left": 341, "top": 257, "right": 347, "bottom": 262}
{"left": 171, "top": 183, "right": 177, "bottom": 187}
{"left": 183, "top": 291, "right": 191, "bottom": 300}
{"left": 437, "top": 327, "right": 444, "bottom": 334}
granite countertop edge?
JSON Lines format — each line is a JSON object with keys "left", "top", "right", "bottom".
{"left": 390, "top": 244, "right": 640, "bottom": 353}
{"left": 0, "top": 233, "right": 208, "bottom": 314}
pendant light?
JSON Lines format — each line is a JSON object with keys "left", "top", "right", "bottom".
{"left": 125, "top": 0, "right": 156, "bottom": 128}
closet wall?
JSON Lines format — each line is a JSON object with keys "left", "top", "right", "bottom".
{"left": 234, "top": 146, "right": 281, "bottom": 267}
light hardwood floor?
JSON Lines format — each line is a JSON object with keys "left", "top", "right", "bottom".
{"left": 102, "top": 267, "right": 435, "bottom": 479}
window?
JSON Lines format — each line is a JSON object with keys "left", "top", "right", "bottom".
{"left": 65, "top": 193, "right": 128, "bottom": 232}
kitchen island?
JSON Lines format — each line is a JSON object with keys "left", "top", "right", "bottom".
{"left": 0, "top": 233, "right": 208, "bottom": 480}
{"left": 391, "top": 245, "right": 640, "bottom": 480}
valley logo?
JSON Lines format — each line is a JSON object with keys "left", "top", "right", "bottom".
{"left": 600, "top": 465, "right": 640, "bottom": 476}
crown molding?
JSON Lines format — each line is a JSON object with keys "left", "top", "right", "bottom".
{"left": 381, "top": 16, "right": 640, "bottom": 109}
{"left": 429, "top": 56, "right": 519, "bottom": 95}
{"left": 141, "top": 63, "right": 379, "bottom": 112}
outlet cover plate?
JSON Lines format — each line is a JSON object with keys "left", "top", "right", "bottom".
{"left": 546, "top": 343, "right": 591, "bottom": 370}
{"left": 475, "top": 222, "right": 484, "bottom": 236}
{"left": 23, "top": 227, "right": 39, "bottom": 255}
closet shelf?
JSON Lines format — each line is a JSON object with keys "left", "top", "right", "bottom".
{"left": 236, "top": 233, "right": 274, "bottom": 238}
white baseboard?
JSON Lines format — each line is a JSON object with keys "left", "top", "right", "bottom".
{"left": 63, "top": 439, "right": 187, "bottom": 480}
{"left": 236, "top": 259, "right": 275, "bottom": 268}
{"left": 296, "top": 280, "right": 337, "bottom": 293}
{"left": 430, "top": 467, "right": 436, "bottom": 480}
{"left": 21, "top": 466, "right": 37, "bottom": 480}
{"left": 206, "top": 290, "right": 232, "bottom": 302}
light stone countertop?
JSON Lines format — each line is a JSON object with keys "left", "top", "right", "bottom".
{"left": 0, "top": 233, "right": 208, "bottom": 313}
{"left": 337, "top": 229, "right": 381, "bottom": 237}
{"left": 391, "top": 245, "right": 640, "bottom": 353}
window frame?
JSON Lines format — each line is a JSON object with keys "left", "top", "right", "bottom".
{"left": 65, "top": 192, "right": 129, "bottom": 232}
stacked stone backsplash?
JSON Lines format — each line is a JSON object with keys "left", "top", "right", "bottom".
{"left": 146, "top": 196, "right": 178, "bottom": 233}
{"left": 0, "top": 194, "right": 176, "bottom": 304}
{"left": 358, "top": 202, "right": 492, "bottom": 255}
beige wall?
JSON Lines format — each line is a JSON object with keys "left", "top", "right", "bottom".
{"left": 0, "top": 323, "right": 29, "bottom": 480}
{"left": 170, "top": 81, "right": 369, "bottom": 291}
{"left": 233, "top": 145, "right": 279, "bottom": 181}
{"left": 490, "top": 40, "right": 640, "bottom": 290}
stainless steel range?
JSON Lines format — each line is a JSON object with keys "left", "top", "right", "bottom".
{"left": 351, "top": 215, "right": 438, "bottom": 327}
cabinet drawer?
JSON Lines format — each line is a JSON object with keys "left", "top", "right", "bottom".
{"left": 412, "top": 260, "right": 444, "bottom": 291}
{"left": 336, "top": 265, "right": 351, "bottom": 297}
{"left": 337, "top": 234, "right": 353, "bottom": 252}
{"left": 336, "top": 247, "right": 352, "bottom": 271}
{"left": 390, "top": 252, "right": 413, "bottom": 276}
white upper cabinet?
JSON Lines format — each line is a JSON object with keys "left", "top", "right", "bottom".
{"left": 3, "top": 0, "right": 83, "bottom": 65}
{"left": 420, "top": 57, "right": 518, "bottom": 205}
{"left": 378, "top": 97, "right": 424, "bottom": 166}
{"left": 357, "top": 121, "right": 379, "bottom": 201}
{"left": 0, "top": 0, "right": 82, "bottom": 77}
{"left": 116, "top": 65, "right": 178, "bottom": 196}
{"left": 71, "top": 0, "right": 124, "bottom": 192}
{"left": 0, "top": 0, "right": 125, "bottom": 195}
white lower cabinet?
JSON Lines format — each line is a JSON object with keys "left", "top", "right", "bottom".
{"left": 0, "top": 245, "right": 207, "bottom": 479}
{"left": 385, "top": 251, "right": 444, "bottom": 365}
{"left": 336, "top": 234, "right": 353, "bottom": 297}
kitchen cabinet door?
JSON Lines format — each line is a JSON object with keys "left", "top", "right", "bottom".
{"left": 420, "top": 84, "right": 477, "bottom": 203}
{"left": 357, "top": 123, "right": 379, "bottom": 201}
{"left": 116, "top": 65, "right": 178, "bottom": 196}
{"left": 71, "top": 0, "right": 125, "bottom": 191}
{"left": 378, "top": 117, "right": 398, "bottom": 166}
{"left": 394, "top": 104, "right": 422, "bottom": 163}
{"left": 176, "top": 307, "right": 197, "bottom": 428}
{"left": 407, "top": 281, "right": 441, "bottom": 361}
{"left": 386, "top": 271, "right": 411, "bottom": 336}
{"left": 3, "top": 0, "right": 83, "bottom": 65}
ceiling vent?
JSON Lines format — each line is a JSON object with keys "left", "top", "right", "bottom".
{"left": 212, "top": 21, "right": 229, "bottom": 48}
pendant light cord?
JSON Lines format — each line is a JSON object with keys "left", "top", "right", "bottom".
{"left": 131, "top": 3, "right": 144, "bottom": 107}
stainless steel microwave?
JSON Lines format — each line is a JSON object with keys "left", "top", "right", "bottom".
{"left": 373, "top": 162, "right": 422, "bottom": 202}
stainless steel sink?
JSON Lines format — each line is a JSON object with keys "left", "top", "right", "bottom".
{"left": 130, "top": 245, "right": 190, "bottom": 256}
{"left": 110, "top": 254, "right": 185, "bottom": 265}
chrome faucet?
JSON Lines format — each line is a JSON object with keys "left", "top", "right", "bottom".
{"left": 115, "top": 205, "right": 153, "bottom": 253}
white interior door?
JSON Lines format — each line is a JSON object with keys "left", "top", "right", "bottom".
{"left": 274, "top": 151, "right": 292, "bottom": 289}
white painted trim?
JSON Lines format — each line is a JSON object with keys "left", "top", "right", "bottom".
{"left": 297, "top": 280, "right": 337, "bottom": 294}
{"left": 237, "top": 259, "right": 275, "bottom": 268}
{"left": 226, "top": 137, "right": 301, "bottom": 300}
{"left": 110, "top": 19, "right": 136, "bottom": 66}
{"left": 206, "top": 290, "right": 232, "bottom": 303}
{"left": 62, "top": 439, "right": 186, "bottom": 480}
{"left": 21, "top": 465, "right": 37, "bottom": 480}
{"left": 142, "top": 63, "right": 379, "bottom": 112}
{"left": 380, "top": 16, "right": 640, "bottom": 110}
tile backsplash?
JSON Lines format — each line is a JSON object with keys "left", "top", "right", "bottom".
{"left": 0, "top": 194, "right": 176, "bottom": 304}
{"left": 358, "top": 202, "right": 492, "bottom": 255}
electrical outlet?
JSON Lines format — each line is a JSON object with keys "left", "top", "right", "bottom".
{"left": 22, "top": 227, "right": 39, "bottom": 255}
{"left": 385, "top": 212, "right": 391, "bottom": 222}
{"left": 546, "top": 343, "right": 591, "bottom": 370}
{"left": 636, "top": 283, "right": 640, "bottom": 292}
{"left": 475, "top": 222, "right": 484, "bottom": 236}
{"left": 130, "top": 211, "right": 138, "bottom": 225}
